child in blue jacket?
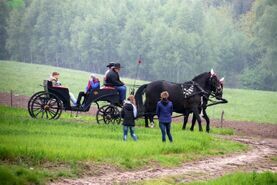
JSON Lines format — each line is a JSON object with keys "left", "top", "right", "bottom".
{"left": 76, "top": 74, "right": 100, "bottom": 106}
{"left": 156, "top": 91, "right": 173, "bottom": 142}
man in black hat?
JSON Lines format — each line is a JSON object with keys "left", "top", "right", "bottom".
{"left": 105, "top": 63, "right": 126, "bottom": 104}
{"left": 104, "top": 62, "right": 115, "bottom": 83}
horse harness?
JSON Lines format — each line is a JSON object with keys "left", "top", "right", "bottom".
{"left": 180, "top": 81, "right": 208, "bottom": 99}
{"left": 180, "top": 81, "right": 227, "bottom": 108}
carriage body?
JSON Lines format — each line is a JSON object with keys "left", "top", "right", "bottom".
{"left": 28, "top": 80, "right": 122, "bottom": 124}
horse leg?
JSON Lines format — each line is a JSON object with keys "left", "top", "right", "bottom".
{"left": 182, "top": 113, "right": 189, "bottom": 130}
{"left": 202, "top": 108, "right": 210, "bottom": 133}
{"left": 192, "top": 108, "right": 202, "bottom": 132}
{"left": 149, "top": 114, "right": 155, "bottom": 128}
{"left": 190, "top": 113, "right": 197, "bottom": 131}
{"left": 145, "top": 115, "right": 149, "bottom": 128}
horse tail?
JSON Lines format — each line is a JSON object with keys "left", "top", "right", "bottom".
{"left": 134, "top": 84, "right": 148, "bottom": 115}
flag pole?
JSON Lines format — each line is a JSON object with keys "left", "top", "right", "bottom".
{"left": 131, "top": 55, "right": 142, "bottom": 95}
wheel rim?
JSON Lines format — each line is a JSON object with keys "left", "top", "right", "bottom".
{"left": 104, "top": 106, "right": 121, "bottom": 124}
{"left": 96, "top": 105, "right": 121, "bottom": 124}
{"left": 28, "top": 91, "right": 44, "bottom": 118}
{"left": 96, "top": 105, "right": 108, "bottom": 124}
{"left": 30, "top": 93, "right": 62, "bottom": 119}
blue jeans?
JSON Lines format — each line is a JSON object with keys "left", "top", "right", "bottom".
{"left": 159, "top": 122, "right": 173, "bottom": 142}
{"left": 116, "top": 85, "right": 126, "bottom": 102}
{"left": 123, "top": 126, "right": 137, "bottom": 141}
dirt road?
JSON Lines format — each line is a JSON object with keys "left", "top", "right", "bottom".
{"left": 50, "top": 137, "right": 276, "bottom": 185}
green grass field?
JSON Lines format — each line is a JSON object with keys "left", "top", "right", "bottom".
{"left": 1, "top": 60, "right": 276, "bottom": 124}
{"left": 0, "top": 105, "right": 245, "bottom": 184}
{"left": 141, "top": 171, "right": 277, "bottom": 185}
{"left": 0, "top": 60, "right": 147, "bottom": 96}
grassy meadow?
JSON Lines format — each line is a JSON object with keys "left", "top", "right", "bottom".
{"left": 0, "top": 60, "right": 147, "bottom": 96}
{"left": 141, "top": 171, "right": 277, "bottom": 185}
{"left": 0, "top": 105, "right": 245, "bottom": 184}
{"left": 0, "top": 60, "right": 277, "bottom": 124}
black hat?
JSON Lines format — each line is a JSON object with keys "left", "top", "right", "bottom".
{"left": 114, "top": 63, "right": 122, "bottom": 69}
{"left": 106, "top": 62, "right": 115, "bottom": 68}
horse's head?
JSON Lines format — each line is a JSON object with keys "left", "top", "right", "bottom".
{"left": 209, "top": 69, "right": 224, "bottom": 99}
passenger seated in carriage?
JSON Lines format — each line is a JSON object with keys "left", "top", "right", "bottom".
{"left": 76, "top": 74, "right": 100, "bottom": 106}
{"left": 104, "top": 62, "right": 115, "bottom": 84}
{"left": 104, "top": 63, "right": 126, "bottom": 104}
{"left": 49, "top": 72, "right": 77, "bottom": 106}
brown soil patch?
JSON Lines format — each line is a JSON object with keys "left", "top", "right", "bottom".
{"left": 0, "top": 92, "right": 30, "bottom": 108}
{"left": 213, "top": 119, "right": 277, "bottom": 139}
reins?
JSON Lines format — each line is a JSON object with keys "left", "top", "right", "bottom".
{"left": 206, "top": 93, "right": 228, "bottom": 107}
{"left": 184, "top": 81, "right": 228, "bottom": 107}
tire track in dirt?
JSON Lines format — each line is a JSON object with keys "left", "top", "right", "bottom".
{"left": 50, "top": 137, "right": 277, "bottom": 185}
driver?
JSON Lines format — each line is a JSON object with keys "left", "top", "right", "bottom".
{"left": 49, "top": 72, "right": 77, "bottom": 106}
{"left": 104, "top": 63, "right": 126, "bottom": 104}
{"left": 104, "top": 62, "right": 115, "bottom": 83}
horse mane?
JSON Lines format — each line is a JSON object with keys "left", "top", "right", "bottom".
{"left": 192, "top": 72, "right": 209, "bottom": 81}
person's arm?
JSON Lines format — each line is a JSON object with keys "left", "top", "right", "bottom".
{"left": 117, "top": 75, "right": 125, "bottom": 85}
{"left": 94, "top": 81, "right": 100, "bottom": 89}
{"left": 84, "top": 81, "right": 91, "bottom": 93}
{"left": 121, "top": 107, "right": 125, "bottom": 118}
{"left": 156, "top": 102, "right": 160, "bottom": 118}
{"left": 90, "top": 80, "right": 100, "bottom": 89}
{"left": 170, "top": 102, "right": 173, "bottom": 115}
{"left": 110, "top": 72, "right": 124, "bottom": 86}
{"left": 132, "top": 104, "right": 137, "bottom": 118}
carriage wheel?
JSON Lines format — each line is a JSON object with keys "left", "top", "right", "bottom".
{"left": 96, "top": 105, "right": 121, "bottom": 124}
{"left": 29, "top": 92, "right": 63, "bottom": 119}
{"left": 28, "top": 91, "right": 45, "bottom": 118}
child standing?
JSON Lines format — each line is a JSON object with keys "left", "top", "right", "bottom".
{"left": 156, "top": 91, "right": 173, "bottom": 142}
{"left": 121, "top": 95, "right": 138, "bottom": 141}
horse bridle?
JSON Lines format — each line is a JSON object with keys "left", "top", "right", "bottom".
{"left": 209, "top": 75, "right": 223, "bottom": 97}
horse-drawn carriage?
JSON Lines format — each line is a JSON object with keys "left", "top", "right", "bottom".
{"left": 28, "top": 70, "right": 228, "bottom": 132}
{"left": 28, "top": 80, "right": 122, "bottom": 124}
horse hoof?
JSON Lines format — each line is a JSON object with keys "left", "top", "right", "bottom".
{"left": 190, "top": 128, "right": 194, "bottom": 131}
{"left": 206, "top": 130, "right": 210, "bottom": 133}
{"left": 199, "top": 129, "right": 203, "bottom": 132}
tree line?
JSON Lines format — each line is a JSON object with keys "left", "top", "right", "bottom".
{"left": 1, "top": 0, "right": 276, "bottom": 90}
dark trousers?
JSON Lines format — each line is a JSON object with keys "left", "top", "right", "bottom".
{"left": 159, "top": 122, "right": 173, "bottom": 142}
{"left": 76, "top": 92, "right": 86, "bottom": 106}
{"left": 123, "top": 126, "right": 137, "bottom": 141}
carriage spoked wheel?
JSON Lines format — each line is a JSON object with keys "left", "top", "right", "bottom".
{"left": 96, "top": 104, "right": 121, "bottom": 124}
{"left": 29, "top": 92, "right": 63, "bottom": 119}
{"left": 28, "top": 91, "right": 45, "bottom": 117}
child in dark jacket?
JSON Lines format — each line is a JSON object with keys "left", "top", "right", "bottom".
{"left": 156, "top": 91, "right": 173, "bottom": 142}
{"left": 121, "top": 95, "right": 137, "bottom": 141}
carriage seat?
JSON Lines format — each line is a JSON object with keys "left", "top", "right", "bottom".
{"left": 44, "top": 80, "right": 68, "bottom": 90}
{"left": 43, "top": 80, "right": 71, "bottom": 107}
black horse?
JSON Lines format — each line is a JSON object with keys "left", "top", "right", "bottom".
{"left": 135, "top": 69, "right": 224, "bottom": 132}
